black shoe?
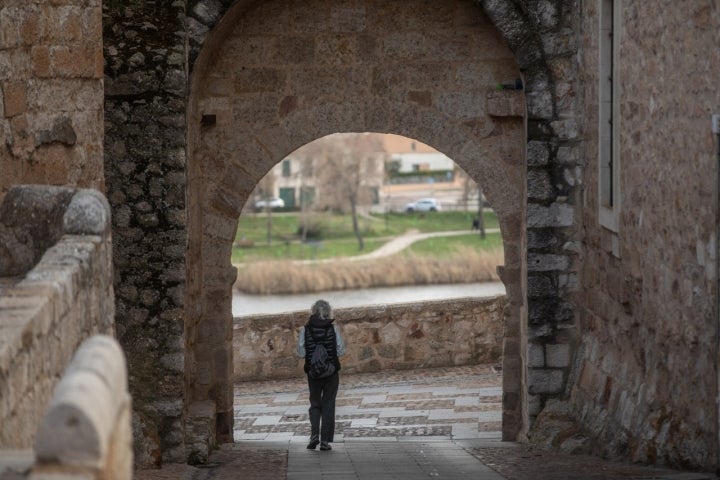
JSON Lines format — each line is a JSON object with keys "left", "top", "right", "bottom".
{"left": 307, "top": 435, "right": 319, "bottom": 449}
{"left": 319, "top": 441, "right": 332, "bottom": 451}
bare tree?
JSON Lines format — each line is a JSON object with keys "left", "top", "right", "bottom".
{"left": 250, "top": 170, "right": 277, "bottom": 245}
{"left": 290, "top": 143, "right": 323, "bottom": 246}
{"left": 476, "top": 187, "right": 486, "bottom": 239}
{"left": 312, "top": 133, "right": 385, "bottom": 251}
{"left": 458, "top": 167, "right": 485, "bottom": 239}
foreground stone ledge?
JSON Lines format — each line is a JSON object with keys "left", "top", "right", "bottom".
{"left": 0, "top": 449, "right": 34, "bottom": 478}
{"left": 32, "top": 335, "right": 132, "bottom": 480}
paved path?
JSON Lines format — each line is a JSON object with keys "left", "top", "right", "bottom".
{"left": 233, "top": 364, "right": 503, "bottom": 442}
{"left": 287, "top": 439, "right": 505, "bottom": 480}
{"left": 284, "top": 228, "right": 501, "bottom": 265}
{"left": 349, "top": 228, "right": 500, "bottom": 261}
{"left": 137, "top": 365, "right": 719, "bottom": 480}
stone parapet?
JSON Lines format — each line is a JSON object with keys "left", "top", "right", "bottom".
{"left": 0, "top": 186, "right": 115, "bottom": 449}
{"left": 233, "top": 296, "right": 505, "bottom": 382}
{"left": 31, "top": 335, "right": 132, "bottom": 480}
{"left": 0, "top": 336, "right": 132, "bottom": 480}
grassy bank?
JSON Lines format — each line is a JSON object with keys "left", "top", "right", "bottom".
{"left": 235, "top": 243, "right": 504, "bottom": 295}
{"left": 233, "top": 210, "right": 498, "bottom": 262}
{"left": 233, "top": 211, "right": 503, "bottom": 294}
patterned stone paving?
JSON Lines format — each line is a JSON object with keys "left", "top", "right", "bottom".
{"left": 233, "top": 364, "right": 503, "bottom": 442}
{"left": 135, "top": 364, "right": 719, "bottom": 480}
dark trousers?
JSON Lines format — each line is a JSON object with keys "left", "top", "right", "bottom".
{"left": 307, "top": 372, "right": 339, "bottom": 442}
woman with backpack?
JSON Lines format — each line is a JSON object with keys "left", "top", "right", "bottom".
{"left": 296, "top": 299, "right": 346, "bottom": 451}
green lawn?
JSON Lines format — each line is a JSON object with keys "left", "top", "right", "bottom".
{"left": 236, "top": 211, "right": 498, "bottom": 242}
{"left": 231, "top": 238, "right": 386, "bottom": 263}
{"left": 405, "top": 232, "right": 503, "bottom": 256}
{"left": 380, "top": 211, "right": 498, "bottom": 233}
{"left": 233, "top": 210, "right": 500, "bottom": 262}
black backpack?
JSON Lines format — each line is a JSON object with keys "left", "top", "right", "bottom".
{"left": 307, "top": 328, "right": 336, "bottom": 379}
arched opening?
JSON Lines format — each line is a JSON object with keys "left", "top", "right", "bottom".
{"left": 230, "top": 132, "right": 507, "bottom": 443}
{"left": 231, "top": 132, "right": 504, "bottom": 296}
{"left": 185, "top": 0, "right": 527, "bottom": 451}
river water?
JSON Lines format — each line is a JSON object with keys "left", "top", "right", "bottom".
{"left": 232, "top": 281, "right": 505, "bottom": 317}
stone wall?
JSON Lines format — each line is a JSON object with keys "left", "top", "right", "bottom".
{"left": 98, "top": 0, "right": 584, "bottom": 460}
{"left": 186, "top": 0, "right": 529, "bottom": 451}
{"left": 102, "top": 1, "right": 189, "bottom": 467}
{"left": 0, "top": 0, "right": 104, "bottom": 200}
{"left": 0, "top": 186, "right": 114, "bottom": 449}
{"left": 479, "top": 0, "right": 583, "bottom": 437}
{"left": 233, "top": 297, "right": 505, "bottom": 382}
{"left": 550, "top": 0, "right": 720, "bottom": 471}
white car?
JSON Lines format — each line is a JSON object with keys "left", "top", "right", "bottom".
{"left": 254, "top": 197, "right": 285, "bottom": 210}
{"left": 405, "top": 198, "right": 440, "bottom": 212}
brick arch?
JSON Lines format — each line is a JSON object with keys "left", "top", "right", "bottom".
{"left": 185, "top": 0, "right": 577, "bottom": 458}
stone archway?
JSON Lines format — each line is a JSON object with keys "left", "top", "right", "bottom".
{"left": 185, "top": 0, "right": 540, "bottom": 455}
{"left": 103, "top": 0, "right": 580, "bottom": 464}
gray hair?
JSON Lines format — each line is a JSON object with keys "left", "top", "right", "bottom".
{"left": 311, "top": 299, "right": 333, "bottom": 319}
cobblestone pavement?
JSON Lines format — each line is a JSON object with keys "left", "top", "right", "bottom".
{"left": 233, "top": 364, "right": 503, "bottom": 442}
{"left": 467, "top": 441, "right": 717, "bottom": 480}
{"left": 136, "top": 365, "right": 719, "bottom": 479}
{"left": 134, "top": 444, "right": 287, "bottom": 480}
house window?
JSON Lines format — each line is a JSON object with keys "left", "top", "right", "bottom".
{"left": 282, "top": 159, "right": 291, "bottom": 177}
{"left": 599, "top": 0, "right": 620, "bottom": 232}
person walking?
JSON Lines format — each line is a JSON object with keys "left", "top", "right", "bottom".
{"left": 296, "top": 299, "right": 346, "bottom": 451}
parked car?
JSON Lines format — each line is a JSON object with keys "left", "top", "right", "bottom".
{"left": 254, "top": 197, "right": 285, "bottom": 210}
{"left": 405, "top": 198, "right": 440, "bottom": 212}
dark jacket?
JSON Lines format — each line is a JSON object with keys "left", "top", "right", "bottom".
{"left": 303, "top": 314, "right": 341, "bottom": 375}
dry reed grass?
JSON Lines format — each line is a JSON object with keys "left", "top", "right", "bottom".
{"left": 234, "top": 246, "right": 504, "bottom": 294}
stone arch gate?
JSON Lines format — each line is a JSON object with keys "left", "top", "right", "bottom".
{"left": 104, "top": 0, "right": 580, "bottom": 466}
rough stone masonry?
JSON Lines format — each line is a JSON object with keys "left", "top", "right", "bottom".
{"left": 1, "top": 0, "right": 717, "bottom": 473}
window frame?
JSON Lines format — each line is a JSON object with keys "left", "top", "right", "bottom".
{"left": 281, "top": 159, "right": 291, "bottom": 177}
{"left": 598, "top": 0, "right": 621, "bottom": 232}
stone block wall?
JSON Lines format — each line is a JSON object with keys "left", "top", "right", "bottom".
{"left": 0, "top": 186, "right": 114, "bottom": 449}
{"left": 479, "top": 0, "right": 583, "bottom": 438}
{"left": 563, "top": 0, "right": 720, "bottom": 470}
{"left": 102, "top": 1, "right": 190, "bottom": 466}
{"left": 187, "top": 0, "right": 527, "bottom": 449}
{"left": 233, "top": 297, "right": 504, "bottom": 382}
{"left": 0, "top": 0, "right": 105, "bottom": 200}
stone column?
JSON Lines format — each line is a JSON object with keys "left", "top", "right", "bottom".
{"left": 103, "top": 1, "right": 189, "bottom": 467}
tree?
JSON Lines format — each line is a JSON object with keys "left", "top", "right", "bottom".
{"left": 290, "top": 143, "right": 322, "bottom": 247}
{"left": 476, "top": 187, "right": 486, "bottom": 240}
{"left": 250, "top": 170, "right": 277, "bottom": 245}
{"left": 312, "top": 133, "right": 385, "bottom": 251}
{"left": 458, "top": 167, "right": 485, "bottom": 239}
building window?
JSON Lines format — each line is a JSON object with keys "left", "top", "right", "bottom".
{"left": 599, "top": 0, "right": 620, "bottom": 232}
{"left": 281, "top": 159, "right": 291, "bottom": 177}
